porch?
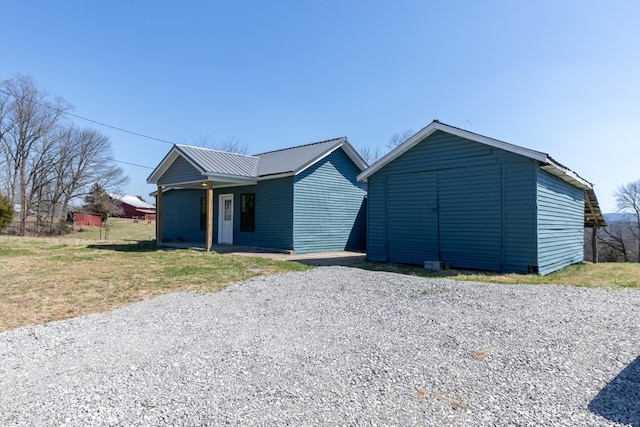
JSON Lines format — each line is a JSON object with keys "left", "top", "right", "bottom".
{"left": 157, "top": 241, "right": 366, "bottom": 266}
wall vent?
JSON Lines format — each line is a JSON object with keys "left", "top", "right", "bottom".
{"left": 424, "top": 261, "right": 442, "bottom": 271}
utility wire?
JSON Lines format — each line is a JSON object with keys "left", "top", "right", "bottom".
{"left": 0, "top": 87, "right": 176, "bottom": 145}
{"left": 113, "top": 159, "right": 154, "bottom": 169}
{"left": 64, "top": 111, "right": 175, "bottom": 145}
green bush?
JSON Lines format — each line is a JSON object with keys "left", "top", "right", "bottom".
{"left": 0, "top": 194, "right": 15, "bottom": 230}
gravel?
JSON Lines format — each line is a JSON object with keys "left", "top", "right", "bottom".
{"left": 1, "top": 266, "right": 639, "bottom": 426}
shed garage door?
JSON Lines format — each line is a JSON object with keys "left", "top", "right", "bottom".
{"left": 387, "top": 171, "right": 438, "bottom": 264}
{"left": 439, "top": 164, "right": 502, "bottom": 271}
{"left": 386, "top": 164, "right": 503, "bottom": 270}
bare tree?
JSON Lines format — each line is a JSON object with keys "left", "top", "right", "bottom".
{"left": 0, "top": 74, "right": 71, "bottom": 235}
{"left": 60, "top": 127, "right": 128, "bottom": 214}
{"left": 386, "top": 129, "right": 414, "bottom": 150}
{"left": 359, "top": 145, "right": 382, "bottom": 165}
{"left": 614, "top": 179, "right": 640, "bottom": 262}
{"left": 598, "top": 220, "right": 634, "bottom": 262}
{"left": 32, "top": 126, "right": 128, "bottom": 232}
{"left": 194, "top": 135, "right": 249, "bottom": 154}
{"left": 0, "top": 75, "right": 128, "bottom": 235}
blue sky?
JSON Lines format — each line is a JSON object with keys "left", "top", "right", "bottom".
{"left": 1, "top": 1, "right": 638, "bottom": 213}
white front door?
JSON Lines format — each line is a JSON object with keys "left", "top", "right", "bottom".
{"left": 218, "top": 194, "right": 233, "bottom": 244}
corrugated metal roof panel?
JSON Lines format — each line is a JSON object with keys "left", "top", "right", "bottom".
{"left": 154, "top": 137, "right": 356, "bottom": 184}
{"left": 110, "top": 194, "right": 156, "bottom": 209}
{"left": 255, "top": 137, "right": 345, "bottom": 177}
{"left": 176, "top": 145, "right": 259, "bottom": 177}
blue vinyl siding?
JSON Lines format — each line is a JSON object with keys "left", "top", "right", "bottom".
{"left": 158, "top": 156, "right": 203, "bottom": 186}
{"left": 293, "top": 148, "right": 367, "bottom": 253}
{"left": 387, "top": 171, "right": 438, "bottom": 263}
{"left": 366, "top": 174, "right": 387, "bottom": 261}
{"left": 366, "top": 130, "right": 539, "bottom": 272}
{"left": 160, "top": 189, "right": 205, "bottom": 242}
{"left": 502, "top": 158, "right": 537, "bottom": 273}
{"left": 438, "top": 163, "right": 503, "bottom": 271}
{"left": 536, "top": 169, "right": 585, "bottom": 275}
{"left": 215, "top": 178, "right": 294, "bottom": 250}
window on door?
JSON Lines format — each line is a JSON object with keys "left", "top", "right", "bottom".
{"left": 240, "top": 193, "right": 255, "bottom": 232}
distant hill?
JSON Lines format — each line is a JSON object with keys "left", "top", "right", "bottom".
{"left": 603, "top": 213, "right": 635, "bottom": 223}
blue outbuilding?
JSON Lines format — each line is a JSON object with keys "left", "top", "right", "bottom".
{"left": 357, "top": 121, "right": 606, "bottom": 275}
{"left": 147, "top": 137, "right": 367, "bottom": 254}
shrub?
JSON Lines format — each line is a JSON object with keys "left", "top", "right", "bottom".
{"left": 0, "top": 194, "right": 15, "bottom": 231}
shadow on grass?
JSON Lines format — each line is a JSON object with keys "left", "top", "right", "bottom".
{"left": 86, "top": 240, "right": 166, "bottom": 253}
{"left": 588, "top": 355, "right": 640, "bottom": 426}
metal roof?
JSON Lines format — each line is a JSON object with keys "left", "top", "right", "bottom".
{"left": 111, "top": 194, "right": 156, "bottom": 209}
{"left": 255, "top": 137, "right": 346, "bottom": 177}
{"left": 148, "top": 137, "right": 367, "bottom": 186}
{"left": 175, "top": 145, "right": 259, "bottom": 177}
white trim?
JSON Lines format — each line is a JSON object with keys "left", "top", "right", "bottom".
{"left": 256, "top": 172, "right": 296, "bottom": 181}
{"left": 294, "top": 138, "right": 368, "bottom": 176}
{"left": 357, "top": 121, "right": 549, "bottom": 182}
{"left": 147, "top": 146, "right": 207, "bottom": 184}
{"left": 205, "top": 173, "right": 257, "bottom": 185}
{"left": 217, "top": 193, "right": 234, "bottom": 244}
{"left": 540, "top": 164, "right": 592, "bottom": 189}
{"left": 212, "top": 182, "right": 254, "bottom": 189}
{"left": 295, "top": 144, "right": 342, "bottom": 175}
{"left": 356, "top": 121, "right": 594, "bottom": 192}
{"left": 156, "top": 179, "right": 207, "bottom": 188}
{"left": 341, "top": 140, "right": 369, "bottom": 171}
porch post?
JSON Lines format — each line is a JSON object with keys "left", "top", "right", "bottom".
{"left": 156, "top": 186, "right": 163, "bottom": 245}
{"left": 591, "top": 226, "right": 598, "bottom": 263}
{"left": 206, "top": 181, "right": 214, "bottom": 251}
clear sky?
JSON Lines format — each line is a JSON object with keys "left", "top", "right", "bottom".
{"left": 1, "top": 1, "right": 638, "bottom": 213}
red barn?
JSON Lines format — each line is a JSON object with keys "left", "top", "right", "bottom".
{"left": 73, "top": 212, "right": 102, "bottom": 227}
{"left": 112, "top": 195, "right": 156, "bottom": 220}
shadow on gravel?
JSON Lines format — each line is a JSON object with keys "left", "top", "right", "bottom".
{"left": 588, "top": 355, "right": 640, "bottom": 426}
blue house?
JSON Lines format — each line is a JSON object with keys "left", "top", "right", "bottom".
{"left": 357, "top": 120, "right": 606, "bottom": 275}
{"left": 147, "top": 137, "right": 367, "bottom": 253}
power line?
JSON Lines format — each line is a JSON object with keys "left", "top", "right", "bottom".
{"left": 64, "top": 111, "right": 175, "bottom": 145}
{"left": 0, "top": 87, "right": 176, "bottom": 146}
{"left": 113, "top": 159, "right": 154, "bottom": 169}
{"left": 0, "top": 87, "right": 162, "bottom": 171}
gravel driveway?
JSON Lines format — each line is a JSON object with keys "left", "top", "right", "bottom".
{"left": 1, "top": 266, "right": 639, "bottom": 426}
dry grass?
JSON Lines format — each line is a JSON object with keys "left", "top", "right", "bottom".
{"left": 71, "top": 217, "right": 156, "bottom": 241}
{"left": 472, "top": 348, "right": 488, "bottom": 361}
{"left": 354, "top": 261, "right": 640, "bottom": 288}
{"left": 0, "top": 230, "right": 310, "bottom": 332}
{"left": 450, "top": 397, "right": 470, "bottom": 410}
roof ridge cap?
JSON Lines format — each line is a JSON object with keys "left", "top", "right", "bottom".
{"left": 431, "top": 120, "right": 549, "bottom": 158}
{"left": 177, "top": 144, "right": 259, "bottom": 159}
{"left": 254, "top": 137, "right": 345, "bottom": 156}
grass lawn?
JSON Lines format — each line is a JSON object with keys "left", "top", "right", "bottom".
{"left": 71, "top": 217, "right": 157, "bottom": 241}
{"left": 0, "top": 219, "right": 310, "bottom": 332}
{"left": 2, "top": 218, "right": 638, "bottom": 332}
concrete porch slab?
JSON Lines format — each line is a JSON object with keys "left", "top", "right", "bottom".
{"left": 157, "top": 241, "right": 366, "bottom": 266}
